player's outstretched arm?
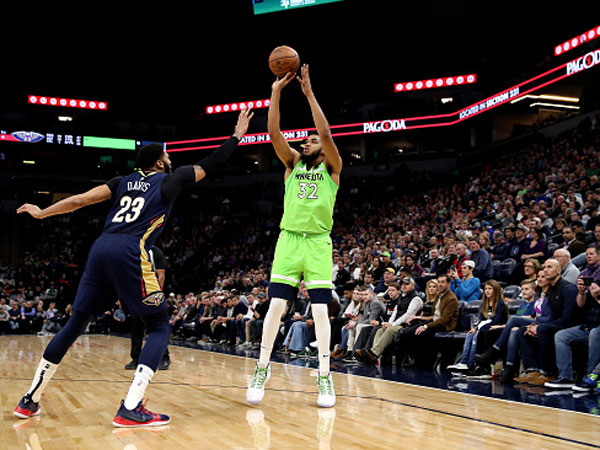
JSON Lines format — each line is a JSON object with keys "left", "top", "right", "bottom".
{"left": 268, "top": 72, "right": 301, "bottom": 171}
{"left": 193, "top": 107, "right": 254, "bottom": 182}
{"left": 297, "top": 64, "right": 343, "bottom": 178}
{"left": 17, "top": 184, "right": 112, "bottom": 219}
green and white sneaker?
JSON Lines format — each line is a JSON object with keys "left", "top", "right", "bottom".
{"left": 247, "top": 363, "right": 271, "bottom": 405}
{"left": 317, "top": 373, "right": 336, "bottom": 408}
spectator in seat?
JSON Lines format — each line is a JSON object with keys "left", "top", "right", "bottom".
{"left": 449, "top": 260, "right": 481, "bottom": 303}
{"left": 553, "top": 248, "right": 580, "bottom": 285}
{"left": 0, "top": 298, "right": 9, "bottom": 334}
{"left": 282, "top": 300, "right": 314, "bottom": 356}
{"left": 237, "top": 293, "right": 259, "bottom": 349}
{"left": 468, "top": 237, "right": 493, "bottom": 282}
{"left": 523, "top": 258, "right": 542, "bottom": 282}
{"left": 20, "top": 299, "right": 36, "bottom": 334}
{"left": 475, "top": 277, "right": 544, "bottom": 383}
{"left": 423, "top": 247, "right": 445, "bottom": 277}
{"left": 331, "top": 286, "right": 363, "bottom": 360}
{"left": 520, "top": 227, "right": 547, "bottom": 262}
{"left": 504, "top": 224, "right": 518, "bottom": 255}
{"left": 393, "top": 274, "right": 459, "bottom": 367}
{"left": 249, "top": 292, "right": 270, "bottom": 348}
{"left": 571, "top": 220, "right": 590, "bottom": 245}
{"left": 38, "top": 301, "right": 61, "bottom": 335}
{"left": 354, "top": 278, "right": 423, "bottom": 364}
{"left": 345, "top": 286, "right": 384, "bottom": 359}
{"left": 447, "top": 279, "right": 507, "bottom": 376}
{"left": 561, "top": 226, "right": 586, "bottom": 259}
{"left": 489, "top": 231, "right": 510, "bottom": 261}
{"left": 453, "top": 243, "right": 470, "bottom": 279}
{"left": 333, "top": 260, "right": 350, "bottom": 291}
{"left": 546, "top": 246, "right": 600, "bottom": 390}
{"left": 350, "top": 281, "right": 403, "bottom": 357}
{"left": 379, "top": 251, "right": 396, "bottom": 273}
{"left": 510, "top": 224, "right": 532, "bottom": 263}
{"left": 9, "top": 300, "right": 21, "bottom": 333}
{"left": 403, "top": 253, "right": 424, "bottom": 279}
{"left": 514, "top": 259, "right": 578, "bottom": 386}
{"left": 374, "top": 268, "right": 397, "bottom": 295}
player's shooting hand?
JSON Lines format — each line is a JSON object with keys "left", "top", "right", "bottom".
{"left": 17, "top": 203, "right": 44, "bottom": 219}
{"left": 272, "top": 71, "right": 295, "bottom": 93}
{"left": 297, "top": 64, "right": 314, "bottom": 97}
{"left": 233, "top": 107, "right": 254, "bottom": 139}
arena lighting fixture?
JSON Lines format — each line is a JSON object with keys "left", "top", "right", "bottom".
{"left": 165, "top": 47, "right": 600, "bottom": 152}
{"left": 510, "top": 94, "right": 580, "bottom": 104}
{"left": 529, "top": 102, "right": 580, "bottom": 110}
{"left": 441, "top": 97, "right": 453, "bottom": 104}
{"left": 23, "top": 160, "right": 36, "bottom": 165}
{"left": 206, "top": 99, "right": 270, "bottom": 114}
{"left": 58, "top": 116, "right": 73, "bottom": 122}
{"left": 28, "top": 95, "right": 108, "bottom": 111}
{"left": 394, "top": 74, "right": 477, "bottom": 92}
{"left": 554, "top": 25, "right": 600, "bottom": 56}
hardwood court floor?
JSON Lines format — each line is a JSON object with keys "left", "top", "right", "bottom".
{"left": 1, "top": 335, "right": 599, "bottom": 449}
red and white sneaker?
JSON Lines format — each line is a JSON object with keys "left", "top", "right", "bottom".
{"left": 14, "top": 395, "right": 42, "bottom": 419}
{"left": 112, "top": 399, "right": 170, "bottom": 428}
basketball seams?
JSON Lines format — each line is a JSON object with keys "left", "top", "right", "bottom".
{"left": 268, "top": 46, "right": 300, "bottom": 76}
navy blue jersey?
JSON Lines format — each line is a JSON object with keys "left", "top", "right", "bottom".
{"left": 103, "top": 171, "right": 171, "bottom": 249}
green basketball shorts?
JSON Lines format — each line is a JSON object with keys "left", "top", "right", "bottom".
{"left": 269, "top": 230, "right": 333, "bottom": 303}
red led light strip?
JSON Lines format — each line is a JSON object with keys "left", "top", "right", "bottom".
{"left": 206, "top": 99, "right": 270, "bottom": 114}
{"left": 166, "top": 48, "right": 599, "bottom": 152}
{"left": 555, "top": 25, "right": 600, "bottom": 56}
{"left": 28, "top": 95, "right": 107, "bottom": 111}
{"left": 395, "top": 74, "right": 477, "bottom": 92}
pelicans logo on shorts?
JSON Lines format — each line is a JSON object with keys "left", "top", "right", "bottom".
{"left": 143, "top": 292, "right": 165, "bottom": 307}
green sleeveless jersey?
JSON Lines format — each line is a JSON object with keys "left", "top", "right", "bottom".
{"left": 280, "top": 161, "right": 338, "bottom": 234}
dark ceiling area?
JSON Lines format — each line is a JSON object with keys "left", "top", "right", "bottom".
{"left": 0, "top": 1, "right": 598, "bottom": 184}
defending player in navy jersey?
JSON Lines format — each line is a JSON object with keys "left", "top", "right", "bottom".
{"left": 13, "top": 108, "right": 253, "bottom": 427}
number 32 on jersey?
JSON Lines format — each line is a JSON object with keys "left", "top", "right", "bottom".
{"left": 297, "top": 182, "right": 319, "bottom": 200}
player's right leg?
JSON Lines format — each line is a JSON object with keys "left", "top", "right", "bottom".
{"left": 247, "top": 231, "right": 301, "bottom": 405}
{"left": 113, "top": 311, "right": 171, "bottom": 427}
{"left": 14, "top": 265, "right": 104, "bottom": 419}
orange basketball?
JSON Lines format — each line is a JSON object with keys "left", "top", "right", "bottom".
{"left": 268, "top": 46, "right": 300, "bottom": 77}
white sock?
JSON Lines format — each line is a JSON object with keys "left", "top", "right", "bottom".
{"left": 258, "top": 298, "right": 287, "bottom": 368}
{"left": 311, "top": 304, "right": 331, "bottom": 377}
{"left": 124, "top": 364, "right": 154, "bottom": 410}
{"left": 27, "top": 357, "right": 58, "bottom": 403}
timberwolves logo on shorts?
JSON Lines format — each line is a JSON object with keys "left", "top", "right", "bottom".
{"left": 143, "top": 292, "right": 165, "bottom": 307}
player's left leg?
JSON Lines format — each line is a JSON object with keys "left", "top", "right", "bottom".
{"left": 306, "top": 290, "right": 336, "bottom": 408}
{"left": 304, "top": 234, "right": 336, "bottom": 408}
{"left": 107, "top": 241, "right": 170, "bottom": 427}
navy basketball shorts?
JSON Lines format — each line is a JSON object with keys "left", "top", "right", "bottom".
{"left": 73, "top": 234, "right": 167, "bottom": 317}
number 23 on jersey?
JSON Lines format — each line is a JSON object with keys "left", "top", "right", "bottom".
{"left": 112, "top": 196, "right": 145, "bottom": 223}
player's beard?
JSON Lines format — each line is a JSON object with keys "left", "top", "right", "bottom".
{"left": 164, "top": 162, "right": 173, "bottom": 174}
{"left": 300, "top": 150, "right": 321, "bottom": 166}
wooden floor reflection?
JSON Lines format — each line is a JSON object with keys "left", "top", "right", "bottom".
{"left": 1, "top": 335, "right": 599, "bottom": 449}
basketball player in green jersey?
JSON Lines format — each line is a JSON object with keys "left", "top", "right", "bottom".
{"left": 247, "top": 64, "right": 342, "bottom": 408}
